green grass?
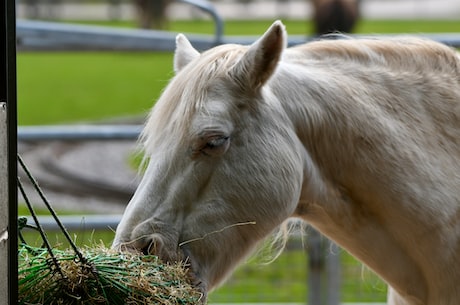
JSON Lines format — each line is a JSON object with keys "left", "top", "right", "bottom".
{"left": 210, "top": 249, "right": 308, "bottom": 303}
{"left": 18, "top": 204, "right": 116, "bottom": 248}
{"left": 18, "top": 52, "right": 173, "bottom": 125}
{"left": 19, "top": 227, "right": 115, "bottom": 250}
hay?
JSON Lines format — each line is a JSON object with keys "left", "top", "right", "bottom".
{"left": 18, "top": 244, "right": 203, "bottom": 305}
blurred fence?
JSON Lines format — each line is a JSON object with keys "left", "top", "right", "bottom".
{"left": 15, "top": 0, "right": 460, "bottom": 51}
{"left": 16, "top": 0, "right": 460, "bottom": 21}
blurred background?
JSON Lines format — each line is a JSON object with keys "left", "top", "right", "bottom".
{"left": 15, "top": 0, "right": 460, "bottom": 31}
{"left": 15, "top": 0, "right": 459, "bottom": 304}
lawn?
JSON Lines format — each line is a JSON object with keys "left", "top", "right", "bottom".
{"left": 17, "top": 19, "right": 458, "bottom": 303}
{"left": 17, "top": 52, "right": 173, "bottom": 125}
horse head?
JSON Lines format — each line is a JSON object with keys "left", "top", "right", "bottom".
{"left": 112, "top": 21, "right": 309, "bottom": 295}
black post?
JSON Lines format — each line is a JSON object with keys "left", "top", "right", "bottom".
{"left": 1, "top": 0, "right": 18, "bottom": 303}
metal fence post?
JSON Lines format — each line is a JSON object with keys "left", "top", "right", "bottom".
{"left": 1, "top": 0, "right": 18, "bottom": 303}
{"left": 308, "top": 229, "right": 323, "bottom": 305}
{"left": 0, "top": 102, "right": 9, "bottom": 305}
{"left": 307, "top": 228, "right": 340, "bottom": 305}
{"left": 326, "top": 241, "right": 341, "bottom": 305}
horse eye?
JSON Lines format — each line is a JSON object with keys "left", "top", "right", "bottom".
{"left": 201, "top": 135, "right": 230, "bottom": 157}
{"left": 205, "top": 136, "right": 229, "bottom": 149}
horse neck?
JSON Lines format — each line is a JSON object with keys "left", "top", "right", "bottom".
{"left": 269, "top": 60, "right": 460, "bottom": 305}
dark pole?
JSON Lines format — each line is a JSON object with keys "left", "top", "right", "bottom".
{"left": 1, "top": 0, "right": 18, "bottom": 303}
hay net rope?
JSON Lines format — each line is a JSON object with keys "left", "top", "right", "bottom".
{"left": 17, "top": 154, "right": 203, "bottom": 305}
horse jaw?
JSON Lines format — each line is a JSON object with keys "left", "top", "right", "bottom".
{"left": 231, "top": 20, "right": 287, "bottom": 91}
{"left": 174, "top": 34, "right": 200, "bottom": 73}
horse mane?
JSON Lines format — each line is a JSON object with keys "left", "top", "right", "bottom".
{"left": 293, "top": 37, "right": 460, "bottom": 77}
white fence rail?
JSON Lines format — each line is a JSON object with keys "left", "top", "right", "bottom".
{"left": 18, "top": 124, "right": 142, "bottom": 141}
{"left": 17, "top": 19, "right": 460, "bottom": 52}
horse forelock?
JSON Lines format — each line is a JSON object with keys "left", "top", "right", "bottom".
{"left": 141, "top": 44, "right": 248, "bottom": 158}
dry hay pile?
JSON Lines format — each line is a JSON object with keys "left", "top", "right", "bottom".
{"left": 18, "top": 245, "right": 203, "bottom": 305}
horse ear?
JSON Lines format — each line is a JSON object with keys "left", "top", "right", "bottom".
{"left": 174, "top": 34, "right": 200, "bottom": 73}
{"left": 231, "top": 20, "right": 286, "bottom": 91}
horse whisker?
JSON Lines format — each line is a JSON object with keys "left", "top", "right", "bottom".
{"left": 178, "top": 221, "right": 257, "bottom": 248}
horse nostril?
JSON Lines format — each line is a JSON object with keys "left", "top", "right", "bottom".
{"left": 141, "top": 247, "right": 150, "bottom": 255}
{"left": 140, "top": 235, "right": 168, "bottom": 258}
{"left": 137, "top": 238, "right": 157, "bottom": 255}
{"left": 130, "top": 223, "right": 180, "bottom": 261}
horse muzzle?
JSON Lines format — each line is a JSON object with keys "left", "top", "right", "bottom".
{"left": 128, "top": 235, "right": 208, "bottom": 301}
{"left": 113, "top": 220, "right": 208, "bottom": 301}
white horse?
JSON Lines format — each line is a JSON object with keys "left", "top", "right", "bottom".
{"left": 113, "top": 21, "right": 460, "bottom": 305}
